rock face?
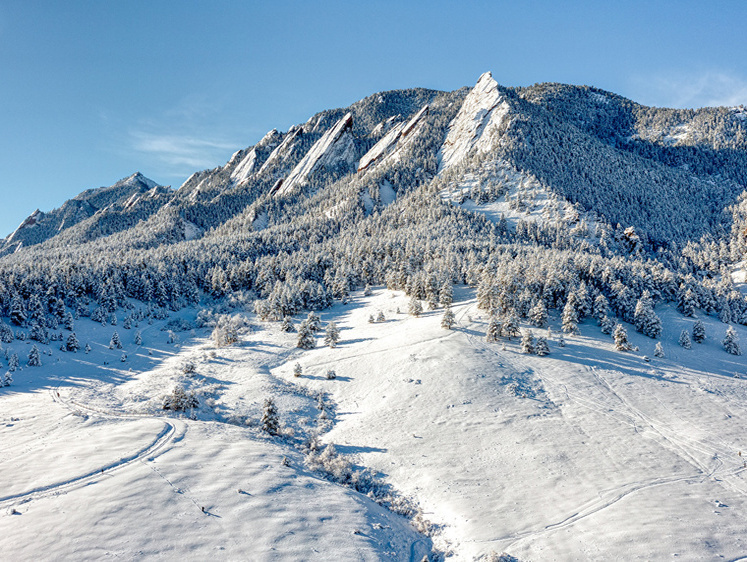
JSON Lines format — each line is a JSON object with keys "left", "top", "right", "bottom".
{"left": 229, "top": 129, "right": 282, "bottom": 185}
{"left": 358, "top": 105, "right": 429, "bottom": 172}
{"left": 275, "top": 113, "right": 357, "bottom": 197}
{"left": 438, "top": 71, "right": 511, "bottom": 173}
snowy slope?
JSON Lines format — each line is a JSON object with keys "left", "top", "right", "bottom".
{"left": 358, "top": 105, "right": 429, "bottom": 173}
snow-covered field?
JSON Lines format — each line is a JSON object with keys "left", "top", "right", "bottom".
{"left": 2, "top": 287, "right": 747, "bottom": 560}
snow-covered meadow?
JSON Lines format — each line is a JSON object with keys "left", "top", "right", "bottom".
{"left": 2, "top": 286, "right": 747, "bottom": 560}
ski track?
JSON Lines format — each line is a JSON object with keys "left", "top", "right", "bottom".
{"left": 0, "top": 387, "right": 183, "bottom": 510}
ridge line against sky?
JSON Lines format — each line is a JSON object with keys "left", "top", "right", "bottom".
{"left": 1, "top": 0, "right": 745, "bottom": 234}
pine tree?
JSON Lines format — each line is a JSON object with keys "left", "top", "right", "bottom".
{"left": 297, "top": 320, "right": 316, "bottom": 349}
{"left": 293, "top": 363, "right": 302, "bottom": 377}
{"left": 376, "top": 311, "right": 386, "bottom": 323}
{"left": 535, "top": 336, "right": 550, "bottom": 356}
{"left": 486, "top": 315, "right": 501, "bottom": 343}
{"left": 120, "top": 352, "right": 127, "bottom": 362}
{"left": 693, "top": 320, "right": 706, "bottom": 344}
{"left": 134, "top": 330, "right": 142, "bottom": 345}
{"left": 281, "top": 316, "right": 296, "bottom": 332}
{"left": 306, "top": 312, "right": 322, "bottom": 332}
{"left": 325, "top": 369, "right": 337, "bottom": 380}
{"left": 600, "top": 315, "right": 615, "bottom": 335}
{"left": 109, "top": 331, "right": 123, "bottom": 349}
{"left": 368, "top": 314, "right": 375, "bottom": 323}
{"left": 593, "top": 294, "right": 610, "bottom": 324}
{"left": 679, "top": 329, "right": 692, "bottom": 349}
{"left": 561, "top": 294, "right": 579, "bottom": 334}
{"left": 64, "top": 311, "right": 74, "bottom": 331}
{"left": 363, "top": 284, "right": 372, "bottom": 296}
{"left": 502, "top": 312, "right": 520, "bottom": 340}
{"left": 28, "top": 345, "right": 42, "bottom": 367}
{"left": 521, "top": 329, "right": 535, "bottom": 354}
{"left": 123, "top": 316, "right": 132, "bottom": 330}
{"left": 324, "top": 321, "right": 340, "bottom": 348}
{"left": 634, "top": 291, "right": 662, "bottom": 339}
{"left": 558, "top": 333, "right": 566, "bottom": 347}
{"left": 528, "top": 300, "right": 548, "bottom": 328}
{"left": 408, "top": 296, "right": 423, "bottom": 317}
{"left": 84, "top": 343, "right": 91, "bottom": 354}
{"left": 8, "top": 353, "right": 19, "bottom": 372}
{"left": 654, "top": 342, "right": 665, "bottom": 358}
{"left": 613, "top": 324, "right": 633, "bottom": 351}
{"left": 66, "top": 332, "right": 80, "bottom": 352}
{"left": 439, "top": 282, "right": 453, "bottom": 308}
{"left": 723, "top": 326, "right": 742, "bottom": 356}
{"left": 441, "top": 306, "right": 456, "bottom": 330}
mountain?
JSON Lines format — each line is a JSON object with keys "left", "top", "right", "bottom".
{"left": 2, "top": 72, "right": 747, "bottom": 561}
{"left": 0, "top": 172, "right": 171, "bottom": 255}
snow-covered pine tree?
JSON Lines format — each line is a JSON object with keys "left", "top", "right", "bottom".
{"left": 297, "top": 320, "right": 316, "bottom": 349}
{"left": 439, "top": 282, "right": 453, "bottom": 308}
{"left": 535, "top": 336, "right": 550, "bottom": 356}
{"left": 376, "top": 311, "right": 386, "bottom": 322}
{"left": 723, "top": 326, "right": 742, "bottom": 355}
{"left": 441, "top": 306, "right": 456, "bottom": 329}
{"left": 486, "top": 315, "right": 501, "bottom": 343}
{"left": 281, "top": 316, "right": 296, "bottom": 332}
{"left": 293, "top": 363, "right": 302, "bottom": 377}
{"left": 84, "top": 343, "right": 91, "bottom": 354}
{"left": 324, "top": 321, "right": 340, "bottom": 348}
{"left": 502, "top": 312, "right": 520, "bottom": 340}
{"left": 679, "top": 329, "right": 692, "bottom": 349}
{"left": 28, "top": 344, "right": 42, "bottom": 366}
{"left": 134, "top": 330, "right": 142, "bottom": 345}
{"left": 634, "top": 291, "right": 662, "bottom": 339}
{"left": 364, "top": 284, "right": 372, "bottom": 296}
{"left": 66, "top": 332, "right": 80, "bottom": 352}
{"left": 528, "top": 300, "right": 548, "bottom": 328}
{"left": 306, "top": 312, "right": 322, "bottom": 332}
{"left": 600, "top": 315, "right": 615, "bottom": 335}
{"left": 521, "top": 329, "right": 535, "bottom": 354}
{"left": 561, "top": 294, "right": 579, "bottom": 334}
{"left": 654, "top": 342, "right": 665, "bottom": 358}
{"left": 109, "top": 331, "right": 122, "bottom": 349}
{"left": 613, "top": 324, "right": 633, "bottom": 351}
{"left": 693, "top": 320, "right": 706, "bottom": 343}
{"left": 593, "top": 294, "right": 610, "bottom": 324}
{"left": 8, "top": 353, "right": 18, "bottom": 372}
{"left": 408, "top": 296, "right": 423, "bottom": 317}
{"left": 64, "top": 311, "right": 74, "bottom": 331}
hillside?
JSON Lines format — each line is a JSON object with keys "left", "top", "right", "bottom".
{"left": 2, "top": 71, "right": 747, "bottom": 560}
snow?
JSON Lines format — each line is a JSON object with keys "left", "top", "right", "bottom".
{"left": 4, "top": 289, "right": 747, "bottom": 560}
{"left": 439, "top": 72, "right": 512, "bottom": 174}
{"left": 275, "top": 113, "right": 357, "bottom": 197}
{"left": 257, "top": 126, "right": 303, "bottom": 178}
{"left": 358, "top": 106, "right": 429, "bottom": 173}
{"left": 229, "top": 147, "right": 258, "bottom": 184}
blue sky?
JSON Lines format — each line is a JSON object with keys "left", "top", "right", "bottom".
{"left": 1, "top": 1, "right": 745, "bottom": 235}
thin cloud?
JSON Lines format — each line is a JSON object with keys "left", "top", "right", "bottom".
{"left": 129, "top": 130, "right": 238, "bottom": 171}
{"left": 631, "top": 71, "right": 747, "bottom": 109}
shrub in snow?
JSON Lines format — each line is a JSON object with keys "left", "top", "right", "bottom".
{"left": 723, "top": 326, "right": 742, "bottom": 356}
{"left": 84, "top": 343, "right": 91, "bottom": 354}
{"left": 535, "top": 336, "right": 550, "bottom": 356}
{"left": 520, "top": 329, "right": 535, "bottom": 354}
{"left": 261, "top": 397, "right": 279, "bottom": 435}
{"left": 134, "top": 330, "right": 142, "bottom": 345}
{"left": 441, "top": 306, "right": 456, "bottom": 329}
{"left": 693, "top": 320, "right": 706, "bottom": 344}
{"left": 120, "top": 352, "right": 127, "bottom": 362}
{"left": 211, "top": 315, "right": 240, "bottom": 347}
{"left": 363, "top": 284, "right": 372, "bottom": 296}
{"left": 296, "top": 320, "right": 316, "bottom": 349}
{"left": 181, "top": 362, "right": 196, "bottom": 374}
{"left": 326, "top": 369, "right": 337, "bottom": 380}
{"left": 679, "top": 329, "right": 692, "bottom": 349}
{"left": 376, "top": 311, "right": 386, "bottom": 322}
{"left": 109, "top": 331, "right": 122, "bottom": 350}
{"left": 27, "top": 345, "right": 42, "bottom": 367}
{"left": 558, "top": 334, "right": 566, "bottom": 347}
{"left": 613, "top": 324, "right": 633, "bottom": 351}
{"left": 324, "top": 321, "right": 340, "bottom": 348}
{"left": 162, "top": 385, "right": 198, "bottom": 411}
{"left": 293, "top": 363, "right": 302, "bottom": 377}
{"left": 281, "top": 316, "right": 295, "bottom": 332}
{"left": 654, "top": 342, "right": 665, "bottom": 358}
{"left": 368, "top": 314, "right": 375, "bottom": 323}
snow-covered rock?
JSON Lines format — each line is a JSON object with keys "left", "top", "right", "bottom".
{"left": 230, "top": 129, "right": 281, "bottom": 185}
{"left": 275, "top": 113, "right": 357, "bottom": 197}
{"left": 438, "top": 71, "right": 511, "bottom": 173}
{"left": 358, "top": 105, "right": 429, "bottom": 172}
{"left": 257, "top": 126, "right": 303, "bottom": 178}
